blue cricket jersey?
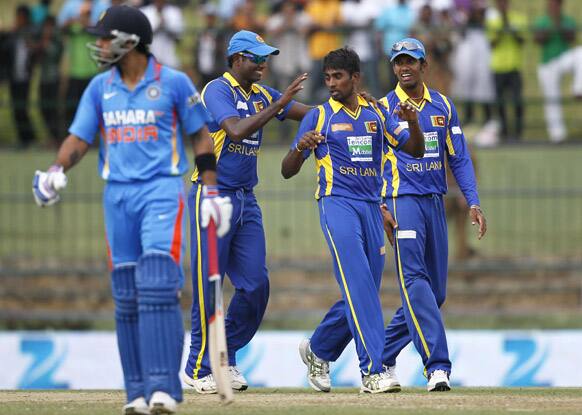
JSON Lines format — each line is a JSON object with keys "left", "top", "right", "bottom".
{"left": 190, "top": 72, "right": 294, "bottom": 191}
{"left": 70, "top": 57, "right": 210, "bottom": 182}
{"left": 380, "top": 84, "right": 480, "bottom": 206}
{"left": 292, "top": 96, "right": 410, "bottom": 202}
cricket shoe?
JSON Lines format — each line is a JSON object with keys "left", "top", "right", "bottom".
{"left": 360, "top": 373, "right": 397, "bottom": 393}
{"left": 299, "top": 338, "right": 331, "bottom": 392}
{"left": 381, "top": 365, "right": 402, "bottom": 392}
{"left": 427, "top": 369, "right": 451, "bottom": 392}
{"left": 149, "top": 391, "right": 177, "bottom": 415}
{"left": 122, "top": 397, "right": 150, "bottom": 415}
{"left": 182, "top": 372, "right": 217, "bottom": 394}
{"left": 229, "top": 365, "right": 249, "bottom": 391}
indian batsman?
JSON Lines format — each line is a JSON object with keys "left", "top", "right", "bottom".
{"left": 379, "top": 38, "right": 487, "bottom": 391}
{"left": 32, "top": 6, "right": 232, "bottom": 414}
{"left": 183, "top": 30, "right": 312, "bottom": 393}
{"left": 281, "top": 47, "right": 424, "bottom": 393}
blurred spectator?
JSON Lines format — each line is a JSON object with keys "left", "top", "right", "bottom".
{"left": 31, "top": 0, "right": 52, "bottom": 27}
{"left": 533, "top": 0, "right": 582, "bottom": 143}
{"left": 487, "top": 0, "right": 527, "bottom": 142}
{"left": 305, "top": 0, "right": 342, "bottom": 101}
{"left": 34, "top": 15, "right": 63, "bottom": 145}
{"left": 218, "top": 0, "right": 244, "bottom": 22}
{"left": 450, "top": 1, "right": 494, "bottom": 127}
{"left": 410, "top": 3, "right": 454, "bottom": 95}
{"left": 5, "top": 5, "right": 36, "bottom": 148}
{"left": 341, "top": 0, "right": 380, "bottom": 96}
{"left": 194, "top": 4, "right": 227, "bottom": 88}
{"left": 265, "top": 0, "right": 312, "bottom": 141}
{"left": 230, "top": 0, "right": 265, "bottom": 34}
{"left": 141, "top": 0, "right": 184, "bottom": 68}
{"left": 58, "top": 0, "right": 107, "bottom": 129}
{"left": 375, "top": 0, "right": 415, "bottom": 91}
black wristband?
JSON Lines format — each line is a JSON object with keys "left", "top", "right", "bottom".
{"left": 195, "top": 153, "right": 217, "bottom": 174}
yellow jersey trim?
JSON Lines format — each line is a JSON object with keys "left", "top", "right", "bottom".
{"left": 223, "top": 71, "right": 261, "bottom": 100}
{"left": 313, "top": 105, "right": 326, "bottom": 198}
{"left": 438, "top": 93, "right": 455, "bottom": 156}
{"left": 190, "top": 129, "right": 227, "bottom": 182}
{"left": 382, "top": 148, "right": 400, "bottom": 198}
{"left": 192, "top": 185, "right": 206, "bottom": 379}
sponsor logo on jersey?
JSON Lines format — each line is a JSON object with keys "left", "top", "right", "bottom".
{"left": 451, "top": 126, "right": 462, "bottom": 135}
{"left": 347, "top": 135, "right": 373, "bottom": 161}
{"left": 253, "top": 100, "right": 265, "bottom": 113}
{"left": 103, "top": 110, "right": 157, "bottom": 127}
{"left": 423, "top": 131, "right": 439, "bottom": 158}
{"left": 236, "top": 101, "right": 249, "bottom": 110}
{"left": 431, "top": 115, "right": 446, "bottom": 127}
{"left": 331, "top": 123, "right": 354, "bottom": 132}
{"left": 364, "top": 121, "right": 377, "bottom": 134}
{"left": 103, "top": 91, "right": 117, "bottom": 100}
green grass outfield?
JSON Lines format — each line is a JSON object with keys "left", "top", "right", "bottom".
{"left": 2, "top": 388, "right": 582, "bottom": 415}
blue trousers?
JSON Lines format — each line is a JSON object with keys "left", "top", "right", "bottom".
{"left": 311, "top": 196, "right": 386, "bottom": 375}
{"left": 186, "top": 184, "right": 269, "bottom": 379}
{"left": 383, "top": 194, "right": 451, "bottom": 375}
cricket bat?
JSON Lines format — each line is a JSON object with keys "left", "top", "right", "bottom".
{"left": 206, "top": 218, "right": 234, "bottom": 404}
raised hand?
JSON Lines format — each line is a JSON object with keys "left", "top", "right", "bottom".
{"left": 395, "top": 101, "right": 419, "bottom": 123}
{"left": 200, "top": 185, "right": 233, "bottom": 237}
{"left": 280, "top": 73, "right": 309, "bottom": 107}
{"left": 32, "top": 165, "right": 68, "bottom": 207}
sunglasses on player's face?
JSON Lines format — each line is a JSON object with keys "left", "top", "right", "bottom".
{"left": 239, "top": 51, "right": 269, "bottom": 64}
{"left": 391, "top": 41, "right": 424, "bottom": 53}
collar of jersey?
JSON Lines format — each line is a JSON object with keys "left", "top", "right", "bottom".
{"left": 223, "top": 72, "right": 261, "bottom": 98}
{"left": 328, "top": 95, "right": 369, "bottom": 118}
{"left": 109, "top": 56, "right": 159, "bottom": 87}
{"left": 395, "top": 83, "right": 432, "bottom": 107}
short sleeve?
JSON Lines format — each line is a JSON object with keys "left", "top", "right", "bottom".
{"left": 290, "top": 107, "right": 319, "bottom": 160}
{"left": 69, "top": 76, "right": 102, "bottom": 144}
{"left": 172, "top": 72, "right": 210, "bottom": 135}
{"left": 201, "top": 80, "right": 239, "bottom": 126}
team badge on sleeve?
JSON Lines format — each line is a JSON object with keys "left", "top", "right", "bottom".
{"left": 364, "top": 121, "right": 378, "bottom": 134}
{"left": 431, "top": 115, "right": 446, "bottom": 127}
{"left": 147, "top": 85, "right": 161, "bottom": 100}
{"left": 187, "top": 92, "right": 202, "bottom": 107}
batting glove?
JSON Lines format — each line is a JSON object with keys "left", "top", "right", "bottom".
{"left": 200, "top": 185, "right": 232, "bottom": 237}
{"left": 33, "top": 165, "right": 68, "bottom": 207}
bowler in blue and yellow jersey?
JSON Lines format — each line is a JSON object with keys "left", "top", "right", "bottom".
{"left": 184, "top": 30, "right": 313, "bottom": 393}
{"left": 282, "top": 47, "right": 424, "bottom": 393}
{"left": 379, "top": 38, "right": 487, "bottom": 392}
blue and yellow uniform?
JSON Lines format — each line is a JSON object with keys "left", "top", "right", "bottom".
{"left": 293, "top": 96, "right": 409, "bottom": 375}
{"left": 71, "top": 56, "right": 210, "bottom": 402}
{"left": 379, "top": 84, "right": 479, "bottom": 377}
{"left": 186, "top": 72, "right": 295, "bottom": 379}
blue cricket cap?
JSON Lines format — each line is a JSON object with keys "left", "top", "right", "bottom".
{"left": 226, "top": 30, "right": 279, "bottom": 57}
{"left": 389, "top": 37, "right": 426, "bottom": 62}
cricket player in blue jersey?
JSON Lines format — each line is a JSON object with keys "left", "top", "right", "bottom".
{"left": 281, "top": 47, "right": 424, "bottom": 393}
{"left": 32, "top": 6, "right": 232, "bottom": 414}
{"left": 378, "top": 38, "right": 487, "bottom": 392}
{"left": 183, "top": 30, "right": 312, "bottom": 393}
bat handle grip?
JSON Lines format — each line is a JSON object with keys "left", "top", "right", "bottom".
{"left": 207, "top": 218, "right": 220, "bottom": 279}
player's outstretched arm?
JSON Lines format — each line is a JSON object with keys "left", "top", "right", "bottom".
{"left": 281, "top": 130, "right": 322, "bottom": 179}
{"left": 220, "top": 73, "right": 309, "bottom": 141}
{"left": 395, "top": 102, "right": 424, "bottom": 158}
{"left": 32, "top": 134, "right": 90, "bottom": 207}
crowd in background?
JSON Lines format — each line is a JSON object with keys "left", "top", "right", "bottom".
{"left": 0, "top": 0, "right": 581, "bottom": 148}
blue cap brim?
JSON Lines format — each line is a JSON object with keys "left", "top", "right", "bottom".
{"left": 390, "top": 50, "right": 424, "bottom": 62}
{"left": 246, "top": 44, "right": 280, "bottom": 56}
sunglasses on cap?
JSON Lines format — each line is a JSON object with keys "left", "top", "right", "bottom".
{"left": 391, "top": 40, "right": 424, "bottom": 52}
{"left": 239, "top": 51, "right": 268, "bottom": 64}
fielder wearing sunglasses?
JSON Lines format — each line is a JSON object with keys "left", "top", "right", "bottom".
{"left": 238, "top": 51, "right": 269, "bottom": 64}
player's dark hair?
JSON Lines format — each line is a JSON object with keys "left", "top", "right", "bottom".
{"left": 323, "top": 47, "right": 360, "bottom": 76}
{"left": 227, "top": 54, "right": 236, "bottom": 68}
{"left": 135, "top": 42, "right": 150, "bottom": 56}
